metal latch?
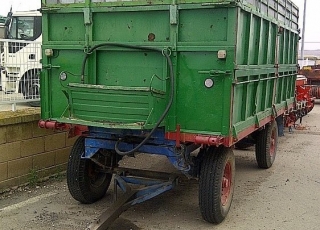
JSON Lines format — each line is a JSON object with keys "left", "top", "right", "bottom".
{"left": 40, "top": 7, "right": 61, "bottom": 12}
{"left": 170, "top": 5, "right": 178, "bottom": 25}
{"left": 42, "top": 64, "right": 60, "bottom": 69}
{"left": 198, "top": 70, "right": 231, "bottom": 77}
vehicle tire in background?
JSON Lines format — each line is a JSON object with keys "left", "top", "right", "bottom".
{"left": 199, "top": 147, "right": 235, "bottom": 224}
{"left": 255, "top": 121, "right": 278, "bottom": 169}
{"left": 234, "top": 142, "right": 253, "bottom": 150}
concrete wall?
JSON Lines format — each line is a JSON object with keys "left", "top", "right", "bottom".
{"left": 0, "top": 108, "right": 77, "bottom": 192}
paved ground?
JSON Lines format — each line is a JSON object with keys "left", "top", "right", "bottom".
{"left": 0, "top": 91, "right": 32, "bottom": 111}
{"left": 0, "top": 102, "right": 320, "bottom": 230}
{"left": 0, "top": 102, "right": 30, "bottom": 111}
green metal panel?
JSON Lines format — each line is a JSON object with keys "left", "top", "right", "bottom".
{"left": 41, "top": 0, "right": 299, "bottom": 139}
{"left": 47, "top": 13, "right": 85, "bottom": 41}
{"left": 178, "top": 8, "right": 229, "bottom": 43}
{"left": 92, "top": 11, "right": 170, "bottom": 43}
{"left": 64, "top": 83, "right": 166, "bottom": 129}
{"left": 232, "top": 3, "right": 298, "bottom": 137}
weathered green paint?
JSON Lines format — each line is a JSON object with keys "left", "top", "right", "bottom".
{"left": 41, "top": 0, "right": 299, "bottom": 139}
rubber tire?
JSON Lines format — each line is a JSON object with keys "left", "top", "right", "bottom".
{"left": 67, "top": 136, "right": 112, "bottom": 204}
{"left": 234, "top": 142, "right": 253, "bottom": 150}
{"left": 28, "top": 101, "right": 40, "bottom": 107}
{"left": 255, "top": 121, "right": 278, "bottom": 169}
{"left": 199, "top": 147, "right": 235, "bottom": 224}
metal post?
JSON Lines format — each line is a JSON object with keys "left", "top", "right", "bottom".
{"left": 11, "top": 103, "right": 16, "bottom": 112}
{"left": 300, "top": 0, "right": 307, "bottom": 60}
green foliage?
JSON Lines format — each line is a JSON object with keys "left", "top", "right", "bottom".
{"left": 52, "top": 166, "right": 66, "bottom": 181}
{"left": 28, "top": 168, "right": 39, "bottom": 187}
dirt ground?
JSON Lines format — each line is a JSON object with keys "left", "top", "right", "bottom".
{"left": 0, "top": 102, "right": 320, "bottom": 230}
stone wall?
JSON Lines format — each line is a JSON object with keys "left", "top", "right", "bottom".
{"left": 0, "top": 108, "right": 77, "bottom": 191}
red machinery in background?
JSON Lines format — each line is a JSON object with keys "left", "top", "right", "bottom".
{"left": 299, "top": 64, "right": 320, "bottom": 99}
{"left": 285, "top": 75, "right": 315, "bottom": 127}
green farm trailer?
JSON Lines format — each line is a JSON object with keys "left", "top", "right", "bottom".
{"left": 39, "top": 0, "right": 299, "bottom": 228}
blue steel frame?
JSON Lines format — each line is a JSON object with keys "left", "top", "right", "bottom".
{"left": 83, "top": 127, "right": 200, "bottom": 173}
{"left": 82, "top": 127, "right": 195, "bottom": 229}
{"left": 87, "top": 169, "right": 179, "bottom": 230}
{"left": 114, "top": 174, "right": 176, "bottom": 205}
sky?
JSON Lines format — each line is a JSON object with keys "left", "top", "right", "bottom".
{"left": 0, "top": 0, "right": 41, "bottom": 16}
{"left": 0, "top": 0, "right": 319, "bottom": 50}
{"left": 294, "top": 0, "right": 320, "bottom": 50}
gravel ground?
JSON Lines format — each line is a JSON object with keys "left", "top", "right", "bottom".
{"left": 0, "top": 102, "right": 319, "bottom": 230}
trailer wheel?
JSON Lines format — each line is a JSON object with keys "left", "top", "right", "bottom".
{"left": 255, "top": 121, "right": 278, "bottom": 169}
{"left": 67, "top": 136, "right": 113, "bottom": 204}
{"left": 234, "top": 142, "right": 252, "bottom": 150}
{"left": 199, "top": 147, "right": 235, "bottom": 224}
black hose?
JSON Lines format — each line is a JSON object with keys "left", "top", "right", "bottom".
{"left": 81, "top": 43, "right": 174, "bottom": 156}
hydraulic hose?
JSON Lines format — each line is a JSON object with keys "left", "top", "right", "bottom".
{"left": 81, "top": 43, "right": 174, "bottom": 156}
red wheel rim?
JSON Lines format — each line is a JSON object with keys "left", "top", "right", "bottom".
{"left": 221, "top": 161, "right": 232, "bottom": 206}
{"left": 270, "top": 128, "right": 276, "bottom": 157}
